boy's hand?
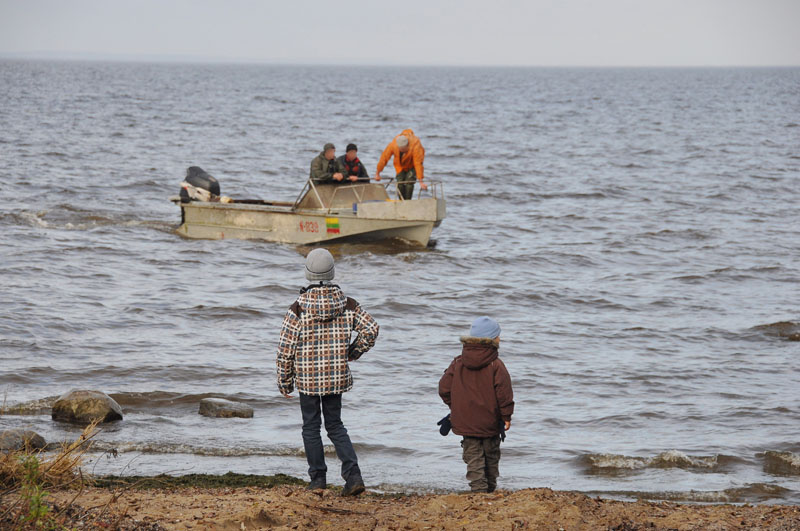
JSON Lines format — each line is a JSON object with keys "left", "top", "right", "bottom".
{"left": 280, "top": 389, "right": 293, "bottom": 399}
{"left": 504, "top": 420, "right": 511, "bottom": 431}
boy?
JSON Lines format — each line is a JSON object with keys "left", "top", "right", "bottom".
{"left": 276, "top": 248, "right": 379, "bottom": 496}
{"left": 438, "top": 316, "right": 514, "bottom": 493}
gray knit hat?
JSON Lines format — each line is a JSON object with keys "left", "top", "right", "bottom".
{"left": 305, "top": 248, "right": 335, "bottom": 281}
{"left": 323, "top": 143, "right": 335, "bottom": 151}
{"left": 396, "top": 135, "right": 409, "bottom": 148}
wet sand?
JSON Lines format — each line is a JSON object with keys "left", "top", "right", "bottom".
{"left": 46, "top": 484, "right": 800, "bottom": 530}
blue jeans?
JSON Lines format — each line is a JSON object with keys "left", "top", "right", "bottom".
{"left": 299, "top": 393, "right": 361, "bottom": 481}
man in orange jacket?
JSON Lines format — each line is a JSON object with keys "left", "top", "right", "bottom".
{"left": 375, "top": 129, "right": 427, "bottom": 200}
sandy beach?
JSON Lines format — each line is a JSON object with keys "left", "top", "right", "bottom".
{"left": 37, "top": 481, "right": 800, "bottom": 530}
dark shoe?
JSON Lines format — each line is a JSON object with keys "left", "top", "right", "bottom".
{"left": 341, "top": 476, "right": 365, "bottom": 497}
{"left": 307, "top": 477, "right": 326, "bottom": 490}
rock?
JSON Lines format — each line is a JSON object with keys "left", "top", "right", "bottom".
{"left": 199, "top": 398, "right": 254, "bottom": 419}
{"left": 51, "top": 390, "right": 123, "bottom": 425}
{"left": 753, "top": 321, "right": 800, "bottom": 341}
{"left": 0, "top": 429, "right": 47, "bottom": 452}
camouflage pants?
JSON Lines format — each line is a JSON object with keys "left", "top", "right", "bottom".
{"left": 461, "top": 435, "right": 501, "bottom": 493}
{"left": 396, "top": 169, "right": 417, "bottom": 200}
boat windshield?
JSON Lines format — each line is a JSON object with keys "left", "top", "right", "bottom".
{"left": 294, "top": 182, "right": 390, "bottom": 210}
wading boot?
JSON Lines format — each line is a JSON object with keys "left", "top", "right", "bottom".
{"left": 341, "top": 475, "right": 365, "bottom": 497}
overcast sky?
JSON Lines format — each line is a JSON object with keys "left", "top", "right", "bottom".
{"left": 1, "top": 0, "right": 798, "bottom": 66}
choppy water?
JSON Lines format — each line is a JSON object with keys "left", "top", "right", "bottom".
{"left": 1, "top": 60, "right": 799, "bottom": 504}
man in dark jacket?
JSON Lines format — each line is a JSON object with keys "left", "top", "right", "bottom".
{"left": 276, "top": 248, "right": 379, "bottom": 496}
{"left": 310, "top": 143, "right": 348, "bottom": 183}
{"left": 337, "top": 143, "right": 369, "bottom": 182}
{"left": 438, "top": 316, "right": 514, "bottom": 493}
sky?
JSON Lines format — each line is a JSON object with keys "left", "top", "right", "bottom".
{"left": 1, "top": 0, "right": 798, "bottom": 66}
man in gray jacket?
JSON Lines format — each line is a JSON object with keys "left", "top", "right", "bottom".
{"left": 310, "top": 143, "right": 348, "bottom": 183}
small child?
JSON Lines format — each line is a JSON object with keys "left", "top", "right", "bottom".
{"left": 438, "top": 316, "right": 514, "bottom": 493}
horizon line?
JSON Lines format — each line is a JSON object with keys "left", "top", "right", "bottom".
{"left": 1, "top": 52, "right": 798, "bottom": 69}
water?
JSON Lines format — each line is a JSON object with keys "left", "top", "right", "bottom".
{"left": 1, "top": 60, "right": 799, "bottom": 504}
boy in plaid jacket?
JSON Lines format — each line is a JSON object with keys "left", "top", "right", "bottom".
{"left": 277, "top": 248, "right": 379, "bottom": 496}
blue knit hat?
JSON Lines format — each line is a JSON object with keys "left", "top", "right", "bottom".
{"left": 470, "top": 316, "right": 501, "bottom": 339}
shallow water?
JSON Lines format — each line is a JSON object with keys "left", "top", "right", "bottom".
{"left": 1, "top": 61, "right": 799, "bottom": 503}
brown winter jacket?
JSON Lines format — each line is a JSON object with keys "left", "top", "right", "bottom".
{"left": 438, "top": 337, "right": 514, "bottom": 438}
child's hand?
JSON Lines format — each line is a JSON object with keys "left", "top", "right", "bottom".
{"left": 504, "top": 420, "right": 511, "bottom": 431}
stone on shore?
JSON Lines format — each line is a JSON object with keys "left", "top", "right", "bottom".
{"left": 0, "top": 429, "right": 47, "bottom": 452}
{"left": 51, "top": 390, "right": 123, "bottom": 425}
{"left": 199, "top": 398, "right": 254, "bottom": 418}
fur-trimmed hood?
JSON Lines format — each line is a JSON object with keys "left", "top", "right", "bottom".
{"left": 459, "top": 336, "right": 499, "bottom": 370}
{"left": 460, "top": 336, "right": 499, "bottom": 346}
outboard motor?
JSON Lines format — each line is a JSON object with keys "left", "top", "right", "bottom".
{"left": 180, "top": 166, "right": 221, "bottom": 203}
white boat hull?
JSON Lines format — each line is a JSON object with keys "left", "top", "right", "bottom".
{"left": 174, "top": 182, "right": 446, "bottom": 246}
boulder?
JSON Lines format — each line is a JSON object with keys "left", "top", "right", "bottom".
{"left": 199, "top": 398, "right": 254, "bottom": 419}
{"left": 0, "top": 429, "right": 47, "bottom": 452}
{"left": 51, "top": 390, "right": 123, "bottom": 425}
{"left": 753, "top": 321, "right": 800, "bottom": 341}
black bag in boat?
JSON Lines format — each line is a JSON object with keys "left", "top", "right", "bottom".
{"left": 179, "top": 166, "right": 220, "bottom": 203}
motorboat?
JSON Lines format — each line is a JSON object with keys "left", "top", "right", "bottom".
{"left": 170, "top": 167, "right": 446, "bottom": 246}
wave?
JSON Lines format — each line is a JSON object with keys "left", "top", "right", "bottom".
{"left": 109, "top": 391, "right": 262, "bottom": 409}
{"left": 1, "top": 211, "right": 50, "bottom": 229}
{"left": 531, "top": 191, "right": 609, "bottom": 200}
{"left": 613, "top": 162, "right": 647, "bottom": 169}
{"left": 2, "top": 391, "right": 267, "bottom": 415}
{"left": 639, "top": 228, "right": 713, "bottom": 240}
{"left": 2, "top": 207, "right": 174, "bottom": 234}
{"left": 579, "top": 450, "right": 742, "bottom": 474}
{"left": 4, "top": 363, "right": 267, "bottom": 389}
{"left": 116, "top": 179, "right": 168, "bottom": 191}
{"left": 762, "top": 451, "right": 800, "bottom": 476}
{"left": 1, "top": 396, "right": 59, "bottom": 415}
{"left": 88, "top": 441, "right": 330, "bottom": 457}
{"left": 181, "top": 305, "right": 266, "bottom": 319}
{"left": 674, "top": 268, "right": 793, "bottom": 287}
{"left": 588, "top": 483, "right": 791, "bottom": 503}
{"left": 82, "top": 440, "right": 414, "bottom": 459}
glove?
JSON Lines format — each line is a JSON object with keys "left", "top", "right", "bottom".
{"left": 437, "top": 414, "right": 451, "bottom": 436}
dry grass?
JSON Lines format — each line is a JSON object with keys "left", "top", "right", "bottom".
{"left": 1, "top": 421, "right": 103, "bottom": 529}
{"left": 0, "top": 420, "right": 100, "bottom": 491}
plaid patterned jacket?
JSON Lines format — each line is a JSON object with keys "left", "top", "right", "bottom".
{"left": 276, "top": 285, "right": 379, "bottom": 396}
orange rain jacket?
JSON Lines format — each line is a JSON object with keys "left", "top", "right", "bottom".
{"left": 376, "top": 129, "right": 425, "bottom": 181}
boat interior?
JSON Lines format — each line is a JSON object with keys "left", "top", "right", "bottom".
{"left": 294, "top": 182, "right": 391, "bottom": 210}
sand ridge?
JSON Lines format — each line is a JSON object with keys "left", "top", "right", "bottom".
{"left": 46, "top": 485, "right": 800, "bottom": 530}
